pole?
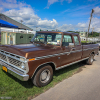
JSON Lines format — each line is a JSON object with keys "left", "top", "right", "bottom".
{"left": 92, "top": 27, "right": 94, "bottom": 35}
{"left": 20, "top": 20, "right": 23, "bottom": 29}
{"left": 86, "top": 9, "right": 94, "bottom": 42}
{"left": 0, "top": 26, "right": 1, "bottom": 44}
{"left": 99, "top": 32, "right": 100, "bottom": 41}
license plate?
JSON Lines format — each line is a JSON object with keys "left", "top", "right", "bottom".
{"left": 2, "top": 66, "right": 7, "bottom": 72}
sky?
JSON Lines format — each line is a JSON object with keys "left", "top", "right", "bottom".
{"left": 0, "top": 0, "right": 100, "bottom": 32}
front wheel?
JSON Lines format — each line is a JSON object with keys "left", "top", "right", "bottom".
{"left": 32, "top": 64, "right": 53, "bottom": 87}
{"left": 86, "top": 54, "right": 94, "bottom": 65}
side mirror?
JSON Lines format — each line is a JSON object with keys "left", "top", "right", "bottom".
{"left": 69, "top": 43, "right": 74, "bottom": 47}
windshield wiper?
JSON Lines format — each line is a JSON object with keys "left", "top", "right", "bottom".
{"left": 33, "top": 41, "right": 45, "bottom": 44}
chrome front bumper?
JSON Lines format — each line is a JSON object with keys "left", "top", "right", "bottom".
{"left": 0, "top": 60, "right": 29, "bottom": 81}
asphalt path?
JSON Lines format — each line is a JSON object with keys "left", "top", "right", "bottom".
{"left": 33, "top": 52, "right": 100, "bottom": 100}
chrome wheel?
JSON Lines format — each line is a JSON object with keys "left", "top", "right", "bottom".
{"left": 91, "top": 56, "right": 93, "bottom": 63}
{"left": 40, "top": 69, "right": 50, "bottom": 83}
{"left": 86, "top": 54, "right": 94, "bottom": 65}
{"left": 32, "top": 64, "right": 53, "bottom": 87}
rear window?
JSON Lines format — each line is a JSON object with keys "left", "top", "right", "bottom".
{"left": 62, "top": 35, "right": 72, "bottom": 46}
{"left": 73, "top": 36, "right": 80, "bottom": 45}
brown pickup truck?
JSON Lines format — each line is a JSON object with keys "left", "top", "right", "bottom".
{"left": 0, "top": 31, "right": 99, "bottom": 87}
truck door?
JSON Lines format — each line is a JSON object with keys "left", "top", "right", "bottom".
{"left": 73, "top": 35, "right": 82, "bottom": 61}
{"left": 60, "top": 34, "right": 75, "bottom": 66}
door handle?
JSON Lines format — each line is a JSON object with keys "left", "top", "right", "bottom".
{"left": 67, "top": 52, "right": 70, "bottom": 55}
{"left": 71, "top": 48, "right": 76, "bottom": 51}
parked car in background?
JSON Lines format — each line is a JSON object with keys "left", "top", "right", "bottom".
{"left": 0, "top": 31, "right": 99, "bottom": 87}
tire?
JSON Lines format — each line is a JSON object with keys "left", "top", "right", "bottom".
{"left": 31, "top": 64, "right": 53, "bottom": 87}
{"left": 86, "top": 54, "right": 94, "bottom": 65}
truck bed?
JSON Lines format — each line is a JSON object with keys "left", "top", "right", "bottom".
{"left": 82, "top": 43, "right": 99, "bottom": 58}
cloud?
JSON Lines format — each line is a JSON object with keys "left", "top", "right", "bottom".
{"left": 3, "top": 6, "right": 58, "bottom": 30}
{"left": 3, "top": 5, "right": 100, "bottom": 32}
{"left": 94, "top": 6, "right": 100, "bottom": 16}
{"left": 37, "top": 19, "right": 58, "bottom": 28}
{"left": 57, "top": 23, "right": 88, "bottom": 32}
{"left": 1, "top": 0, "right": 100, "bottom": 32}
{"left": 48, "top": 0, "right": 58, "bottom": 5}
{"left": 90, "top": 17, "right": 100, "bottom": 32}
{"left": 0, "top": 0, "right": 28, "bottom": 9}
{"left": 57, "top": 16, "right": 100, "bottom": 32}
{"left": 46, "top": 0, "right": 58, "bottom": 9}
{"left": 57, "top": 24, "right": 75, "bottom": 31}
{"left": 61, "top": 4, "right": 95, "bottom": 14}
{"left": 26, "top": 18, "right": 58, "bottom": 29}
{"left": 66, "top": 0, "right": 72, "bottom": 3}
{"left": 46, "top": 0, "right": 72, "bottom": 9}
{"left": 71, "top": 17, "right": 100, "bottom": 32}
{"left": 0, "top": 7, "right": 3, "bottom": 12}
{"left": 6, "top": 0, "right": 17, "bottom": 3}
{"left": 0, "top": 0, "right": 58, "bottom": 30}
{"left": 77, "top": 23, "right": 88, "bottom": 28}
{"left": 3, "top": 6, "right": 100, "bottom": 32}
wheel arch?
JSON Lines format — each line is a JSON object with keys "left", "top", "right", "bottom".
{"left": 89, "top": 50, "right": 95, "bottom": 56}
{"left": 31, "top": 62, "right": 56, "bottom": 79}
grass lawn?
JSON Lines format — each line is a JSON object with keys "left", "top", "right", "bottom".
{"left": 0, "top": 63, "right": 84, "bottom": 100}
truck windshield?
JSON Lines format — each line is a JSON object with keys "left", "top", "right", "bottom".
{"left": 31, "top": 33, "right": 62, "bottom": 46}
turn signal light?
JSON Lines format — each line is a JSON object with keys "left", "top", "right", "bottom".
{"left": 29, "top": 58, "right": 35, "bottom": 61}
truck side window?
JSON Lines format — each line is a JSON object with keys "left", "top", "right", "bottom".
{"left": 73, "top": 36, "right": 80, "bottom": 45}
{"left": 62, "top": 35, "right": 72, "bottom": 46}
{"left": 47, "top": 35, "right": 52, "bottom": 42}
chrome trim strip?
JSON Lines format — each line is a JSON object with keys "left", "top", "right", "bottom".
{"left": 83, "top": 47, "right": 98, "bottom": 51}
{"left": 34, "top": 47, "right": 98, "bottom": 60}
{"left": 36, "top": 50, "right": 82, "bottom": 60}
{"left": 83, "top": 49, "right": 88, "bottom": 51}
{"left": 56, "top": 57, "right": 89, "bottom": 70}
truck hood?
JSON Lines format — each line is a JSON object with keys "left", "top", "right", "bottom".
{"left": 0, "top": 44, "right": 59, "bottom": 59}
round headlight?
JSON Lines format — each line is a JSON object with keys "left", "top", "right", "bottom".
{"left": 21, "top": 65, "right": 25, "bottom": 69}
{"left": 21, "top": 63, "right": 26, "bottom": 70}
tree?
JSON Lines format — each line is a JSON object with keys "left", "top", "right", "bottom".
{"left": 88, "top": 32, "right": 99, "bottom": 37}
{"left": 40, "top": 29, "right": 44, "bottom": 31}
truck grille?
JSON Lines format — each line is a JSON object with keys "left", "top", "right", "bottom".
{"left": 8, "top": 57, "right": 22, "bottom": 67}
{"left": 0, "top": 53, "right": 7, "bottom": 61}
{"left": 0, "top": 50, "right": 24, "bottom": 68}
